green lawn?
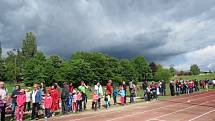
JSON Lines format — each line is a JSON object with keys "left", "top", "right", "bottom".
{"left": 173, "top": 73, "right": 215, "bottom": 81}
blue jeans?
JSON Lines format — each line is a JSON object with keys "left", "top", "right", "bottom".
{"left": 11, "top": 102, "right": 17, "bottom": 119}
{"left": 105, "top": 101, "right": 109, "bottom": 109}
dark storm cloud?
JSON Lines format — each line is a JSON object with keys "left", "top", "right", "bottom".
{"left": 1, "top": 0, "right": 215, "bottom": 68}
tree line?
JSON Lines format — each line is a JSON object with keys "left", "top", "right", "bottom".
{"left": 0, "top": 32, "right": 193, "bottom": 86}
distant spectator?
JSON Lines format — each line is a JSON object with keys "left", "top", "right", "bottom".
{"left": 161, "top": 80, "right": 166, "bottom": 96}
{"left": 11, "top": 84, "right": 20, "bottom": 120}
{"left": 44, "top": 92, "right": 52, "bottom": 119}
{"left": 104, "top": 93, "right": 110, "bottom": 110}
{"left": 169, "top": 81, "right": 175, "bottom": 96}
{"left": 61, "top": 82, "right": 70, "bottom": 115}
{"left": 113, "top": 86, "right": 118, "bottom": 105}
{"left": 16, "top": 89, "right": 26, "bottom": 121}
{"left": 142, "top": 80, "right": 148, "bottom": 98}
{"left": 49, "top": 84, "right": 60, "bottom": 116}
{"left": 40, "top": 82, "right": 46, "bottom": 97}
{"left": 129, "top": 80, "right": 136, "bottom": 103}
{"left": 25, "top": 87, "right": 31, "bottom": 112}
{"left": 78, "top": 81, "right": 88, "bottom": 111}
{"left": 106, "top": 80, "right": 112, "bottom": 106}
{"left": 76, "top": 90, "right": 82, "bottom": 112}
{"left": 72, "top": 90, "right": 77, "bottom": 113}
{"left": 122, "top": 81, "right": 127, "bottom": 104}
{"left": 0, "top": 81, "right": 9, "bottom": 121}
{"left": 31, "top": 84, "right": 42, "bottom": 120}
{"left": 119, "top": 86, "right": 125, "bottom": 106}
{"left": 94, "top": 82, "right": 103, "bottom": 109}
{"left": 91, "top": 91, "right": 98, "bottom": 111}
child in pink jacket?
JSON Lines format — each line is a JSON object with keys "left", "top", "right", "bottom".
{"left": 44, "top": 92, "right": 52, "bottom": 119}
{"left": 16, "top": 89, "right": 26, "bottom": 121}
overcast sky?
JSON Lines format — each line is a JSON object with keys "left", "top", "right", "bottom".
{"left": 1, "top": 0, "right": 215, "bottom": 71}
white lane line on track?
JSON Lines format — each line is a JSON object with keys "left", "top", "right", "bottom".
{"left": 188, "top": 108, "right": 215, "bottom": 121}
{"left": 146, "top": 99, "right": 215, "bottom": 121}
{"left": 49, "top": 91, "right": 215, "bottom": 121}
{"left": 106, "top": 92, "right": 215, "bottom": 121}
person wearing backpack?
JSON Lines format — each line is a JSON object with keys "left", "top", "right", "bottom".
{"left": 0, "top": 81, "right": 9, "bottom": 121}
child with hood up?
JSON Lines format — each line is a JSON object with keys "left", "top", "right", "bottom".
{"left": 16, "top": 89, "right": 26, "bottom": 121}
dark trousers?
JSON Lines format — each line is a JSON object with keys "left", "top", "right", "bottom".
{"left": 92, "top": 101, "right": 97, "bottom": 111}
{"left": 62, "top": 99, "right": 68, "bottom": 114}
{"left": 130, "top": 94, "right": 135, "bottom": 103}
{"left": 113, "top": 96, "right": 117, "bottom": 104}
{"left": 77, "top": 100, "right": 82, "bottom": 112}
{"left": 124, "top": 91, "right": 127, "bottom": 103}
{"left": 25, "top": 102, "right": 31, "bottom": 111}
{"left": 45, "top": 108, "right": 51, "bottom": 118}
{"left": 31, "top": 103, "right": 40, "bottom": 119}
{"left": 1, "top": 103, "right": 6, "bottom": 121}
{"left": 146, "top": 92, "right": 151, "bottom": 101}
{"left": 11, "top": 102, "right": 17, "bottom": 119}
{"left": 97, "top": 98, "right": 101, "bottom": 109}
{"left": 82, "top": 93, "right": 87, "bottom": 110}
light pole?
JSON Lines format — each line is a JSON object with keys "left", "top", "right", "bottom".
{"left": 13, "top": 48, "right": 19, "bottom": 83}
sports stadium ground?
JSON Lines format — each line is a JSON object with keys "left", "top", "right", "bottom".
{"left": 44, "top": 90, "right": 215, "bottom": 121}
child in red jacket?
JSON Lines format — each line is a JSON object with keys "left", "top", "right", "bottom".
{"left": 16, "top": 89, "right": 26, "bottom": 121}
{"left": 44, "top": 92, "right": 53, "bottom": 119}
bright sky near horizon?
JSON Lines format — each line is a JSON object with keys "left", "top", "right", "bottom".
{"left": 1, "top": 0, "right": 215, "bottom": 71}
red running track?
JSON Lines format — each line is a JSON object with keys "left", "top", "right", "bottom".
{"left": 47, "top": 90, "right": 215, "bottom": 121}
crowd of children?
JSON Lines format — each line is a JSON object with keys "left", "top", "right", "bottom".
{"left": 0, "top": 79, "right": 214, "bottom": 121}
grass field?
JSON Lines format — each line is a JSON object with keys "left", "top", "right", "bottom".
{"left": 173, "top": 73, "right": 215, "bottom": 80}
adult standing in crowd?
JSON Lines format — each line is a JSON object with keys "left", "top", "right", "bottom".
{"left": 94, "top": 82, "right": 103, "bottom": 109}
{"left": 106, "top": 80, "right": 112, "bottom": 106}
{"left": 61, "top": 82, "right": 70, "bottom": 115}
{"left": 49, "top": 84, "right": 60, "bottom": 116}
{"left": 0, "top": 81, "right": 9, "bottom": 121}
{"left": 40, "top": 82, "right": 46, "bottom": 97}
{"left": 161, "top": 80, "right": 166, "bottom": 96}
{"left": 31, "top": 84, "right": 42, "bottom": 120}
{"left": 78, "top": 81, "right": 88, "bottom": 111}
{"left": 169, "top": 81, "right": 175, "bottom": 96}
{"left": 129, "top": 80, "right": 136, "bottom": 103}
{"left": 142, "top": 80, "right": 148, "bottom": 99}
{"left": 11, "top": 84, "right": 20, "bottom": 121}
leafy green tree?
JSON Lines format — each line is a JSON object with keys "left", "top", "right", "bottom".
{"left": 60, "top": 59, "right": 93, "bottom": 85}
{"left": 154, "top": 65, "right": 172, "bottom": 81}
{"left": 23, "top": 51, "right": 46, "bottom": 85}
{"left": 190, "top": 64, "right": 200, "bottom": 75}
{"left": 71, "top": 52, "right": 122, "bottom": 85}
{"left": 132, "top": 56, "right": 153, "bottom": 81}
{"left": 0, "top": 59, "right": 6, "bottom": 80}
{"left": 44, "top": 55, "right": 64, "bottom": 84}
{"left": 21, "top": 32, "right": 37, "bottom": 60}
{"left": 120, "top": 59, "right": 137, "bottom": 82}
{"left": 150, "top": 62, "right": 157, "bottom": 78}
{"left": 169, "top": 66, "right": 176, "bottom": 77}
